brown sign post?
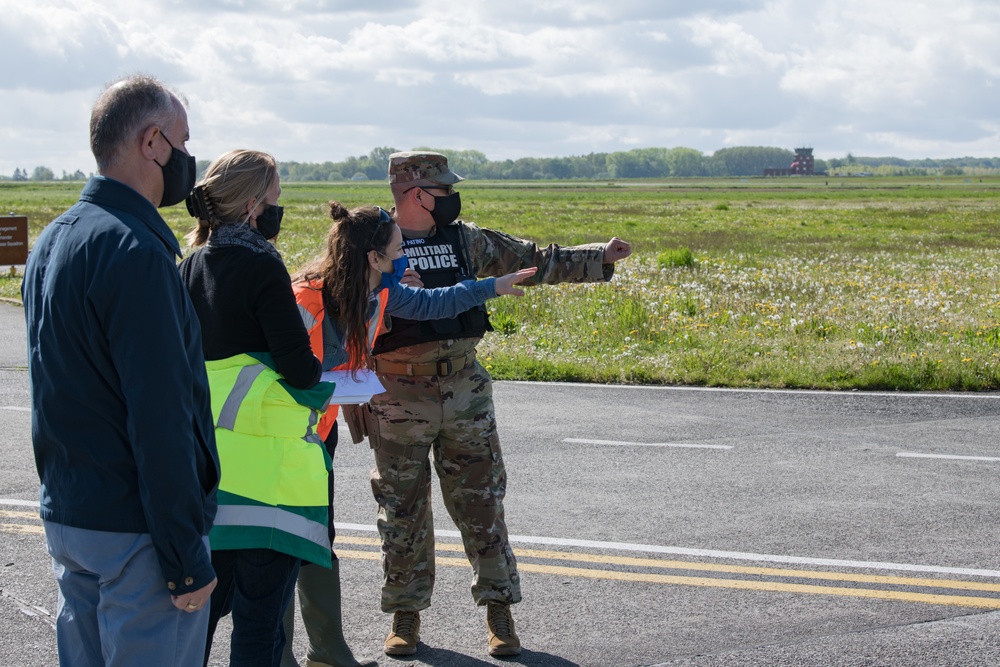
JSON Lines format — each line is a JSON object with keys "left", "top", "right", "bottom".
{"left": 0, "top": 216, "right": 29, "bottom": 265}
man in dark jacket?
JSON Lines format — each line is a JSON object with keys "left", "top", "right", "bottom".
{"left": 21, "top": 74, "right": 220, "bottom": 667}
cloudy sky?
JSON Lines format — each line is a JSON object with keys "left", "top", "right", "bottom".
{"left": 1, "top": 0, "right": 998, "bottom": 176}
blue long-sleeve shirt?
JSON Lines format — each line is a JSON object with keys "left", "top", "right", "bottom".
{"left": 383, "top": 277, "right": 497, "bottom": 319}
{"left": 22, "top": 177, "right": 220, "bottom": 595}
{"left": 314, "top": 278, "right": 498, "bottom": 370}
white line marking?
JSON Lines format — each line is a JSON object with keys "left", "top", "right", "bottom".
{"left": 333, "top": 522, "right": 1000, "bottom": 579}
{"left": 1, "top": 406, "right": 30, "bottom": 412}
{"left": 897, "top": 452, "right": 1000, "bottom": 462}
{"left": 6, "top": 499, "right": 995, "bottom": 579}
{"left": 562, "top": 437, "right": 731, "bottom": 450}
{"left": 0, "top": 498, "right": 40, "bottom": 507}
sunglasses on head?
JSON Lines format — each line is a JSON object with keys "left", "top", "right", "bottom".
{"left": 368, "top": 206, "right": 393, "bottom": 249}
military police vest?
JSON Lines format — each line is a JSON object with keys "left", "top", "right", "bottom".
{"left": 372, "top": 221, "right": 491, "bottom": 355}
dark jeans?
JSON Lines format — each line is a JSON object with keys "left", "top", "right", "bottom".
{"left": 204, "top": 548, "right": 301, "bottom": 667}
{"left": 325, "top": 421, "right": 338, "bottom": 544}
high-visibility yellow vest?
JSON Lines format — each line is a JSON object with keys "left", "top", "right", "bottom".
{"left": 206, "top": 352, "right": 336, "bottom": 567}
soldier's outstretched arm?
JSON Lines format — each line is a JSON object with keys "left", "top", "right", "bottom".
{"left": 468, "top": 222, "right": 628, "bottom": 286}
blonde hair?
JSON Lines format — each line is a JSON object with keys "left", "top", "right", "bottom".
{"left": 185, "top": 149, "right": 277, "bottom": 247}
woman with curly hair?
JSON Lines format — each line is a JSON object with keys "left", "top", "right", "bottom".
{"left": 281, "top": 202, "right": 534, "bottom": 667}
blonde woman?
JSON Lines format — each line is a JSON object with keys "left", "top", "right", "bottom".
{"left": 180, "top": 149, "right": 322, "bottom": 667}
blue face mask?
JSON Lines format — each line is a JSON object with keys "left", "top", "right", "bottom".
{"left": 379, "top": 254, "right": 410, "bottom": 289}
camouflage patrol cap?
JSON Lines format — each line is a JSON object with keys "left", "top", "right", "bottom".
{"left": 388, "top": 151, "right": 465, "bottom": 189}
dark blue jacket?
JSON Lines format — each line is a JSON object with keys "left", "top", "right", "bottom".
{"left": 22, "top": 177, "right": 220, "bottom": 595}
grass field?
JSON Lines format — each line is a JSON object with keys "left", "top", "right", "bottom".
{"left": 3, "top": 176, "right": 999, "bottom": 391}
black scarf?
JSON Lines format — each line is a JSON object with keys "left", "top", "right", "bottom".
{"left": 207, "top": 222, "right": 282, "bottom": 262}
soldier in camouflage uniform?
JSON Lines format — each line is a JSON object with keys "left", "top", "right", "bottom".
{"left": 368, "top": 151, "right": 632, "bottom": 658}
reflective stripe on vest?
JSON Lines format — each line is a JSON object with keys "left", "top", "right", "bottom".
{"left": 297, "top": 302, "right": 318, "bottom": 332}
{"left": 364, "top": 291, "right": 385, "bottom": 349}
{"left": 303, "top": 404, "right": 324, "bottom": 448}
{"left": 214, "top": 504, "right": 329, "bottom": 550}
{"left": 217, "top": 364, "right": 266, "bottom": 430}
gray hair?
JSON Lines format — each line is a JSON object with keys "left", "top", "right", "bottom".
{"left": 89, "top": 74, "right": 186, "bottom": 171}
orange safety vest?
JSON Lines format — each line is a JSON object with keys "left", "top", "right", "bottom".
{"left": 292, "top": 279, "right": 390, "bottom": 440}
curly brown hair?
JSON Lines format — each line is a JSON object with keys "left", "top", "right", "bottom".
{"left": 292, "top": 201, "right": 395, "bottom": 374}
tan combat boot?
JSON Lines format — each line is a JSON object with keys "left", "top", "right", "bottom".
{"left": 383, "top": 610, "right": 420, "bottom": 656}
{"left": 486, "top": 602, "right": 521, "bottom": 657}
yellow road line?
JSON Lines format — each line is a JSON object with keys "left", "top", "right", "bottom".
{"left": 3, "top": 527, "right": 996, "bottom": 608}
{"left": 333, "top": 536, "right": 1000, "bottom": 593}
{"left": 333, "top": 537, "right": 1000, "bottom": 607}
{"left": 1, "top": 523, "right": 44, "bottom": 535}
{"left": 516, "top": 562, "right": 1000, "bottom": 609}
{"left": 334, "top": 548, "right": 1000, "bottom": 609}
{"left": 0, "top": 510, "right": 44, "bottom": 536}
{"left": 514, "top": 548, "right": 1000, "bottom": 593}
{"left": 336, "top": 536, "right": 383, "bottom": 547}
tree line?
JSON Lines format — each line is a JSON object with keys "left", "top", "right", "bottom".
{"left": 275, "top": 146, "right": 810, "bottom": 181}
{"left": 5, "top": 146, "right": 999, "bottom": 182}
{"left": 3, "top": 166, "right": 89, "bottom": 182}
{"left": 277, "top": 147, "right": 1000, "bottom": 181}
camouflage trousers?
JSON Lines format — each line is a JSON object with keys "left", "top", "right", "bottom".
{"left": 368, "top": 341, "right": 521, "bottom": 613}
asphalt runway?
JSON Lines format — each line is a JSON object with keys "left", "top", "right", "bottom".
{"left": 2, "top": 299, "right": 999, "bottom": 666}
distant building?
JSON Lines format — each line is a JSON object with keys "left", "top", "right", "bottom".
{"left": 764, "top": 147, "right": 817, "bottom": 176}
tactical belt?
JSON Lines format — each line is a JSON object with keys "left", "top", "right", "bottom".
{"left": 373, "top": 352, "right": 476, "bottom": 377}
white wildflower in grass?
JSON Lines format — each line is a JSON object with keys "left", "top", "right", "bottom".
{"left": 473, "top": 181, "right": 1000, "bottom": 389}
{"left": 6, "top": 177, "right": 1000, "bottom": 389}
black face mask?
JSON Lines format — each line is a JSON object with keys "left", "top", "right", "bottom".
{"left": 422, "top": 190, "right": 462, "bottom": 226}
{"left": 155, "top": 132, "right": 197, "bottom": 208}
{"left": 254, "top": 204, "right": 284, "bottom": 240}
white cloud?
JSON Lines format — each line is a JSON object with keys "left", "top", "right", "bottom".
{"left": 1, "top": 0, "right": 998, "bottom": 176}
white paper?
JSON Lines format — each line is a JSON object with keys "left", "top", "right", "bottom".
{"left": 319, "top": 368, "right": 386, "bottom": 405}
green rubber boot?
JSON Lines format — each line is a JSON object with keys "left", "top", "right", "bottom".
{"left": 298, "top": 560, "right": 377, "bottom": 667}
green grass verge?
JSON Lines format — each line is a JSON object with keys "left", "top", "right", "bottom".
{"left": 4, "top": 176, "right": 1000, "bottom": 390}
